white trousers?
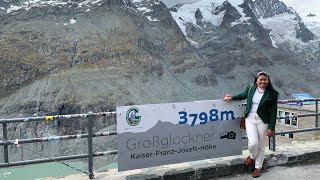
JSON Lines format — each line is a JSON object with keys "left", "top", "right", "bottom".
{"left": 246, "top": 115, "right": 268, "bottom": 169}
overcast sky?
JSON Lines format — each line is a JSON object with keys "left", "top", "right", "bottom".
{"left": 281, "top": 0, "right": 320, "bottom": 15}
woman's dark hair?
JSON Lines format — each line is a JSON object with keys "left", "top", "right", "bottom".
{"left": 253, "top": 71, "right": 278, "bottom": 94}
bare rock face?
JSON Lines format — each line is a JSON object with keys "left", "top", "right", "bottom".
{"left": 237, "top": 0, "right": 273, "bottom": 47}
{"left": 296, "top": 22, "right": 316, "bottom": 43}
{"left": 195, "top": 8, "right": 203, "bottom": 26}
{"left": 0, "top": 0, "right": 195, "bottom": 162}
{"left": 214, "top": 1, "right": 242, "bottom": 27}
{"left": 253, "top": 0, "right": 315, "bottom": 44}
{"left": 0, "top": 0, "right": 189, "bottom": 102}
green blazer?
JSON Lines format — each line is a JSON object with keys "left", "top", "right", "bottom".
{"left": 231, "top": 85, "right": 279, "bottom": 130}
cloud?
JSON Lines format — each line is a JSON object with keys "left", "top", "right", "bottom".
{"left": 282, "top": 0, "right": 320, "bottom": 15}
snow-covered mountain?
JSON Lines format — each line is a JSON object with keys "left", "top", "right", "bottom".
{"left": 1, "top": 0, "right": 319, "bottom": 45}
{"left": 254, "top": 0, "right": 320, "bottom": 71}
{"left": 282, "top": 0, "right": 320, "bottom": 38}
{"left": 161, "top": 0, "right": 320, "bottom": 41}
{"left": 156, "top": 0, "right": 320, "bottom": 71}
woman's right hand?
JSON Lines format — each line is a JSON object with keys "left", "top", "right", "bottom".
{"left": 223, "top": 94, "right": 232, "bottom": 102}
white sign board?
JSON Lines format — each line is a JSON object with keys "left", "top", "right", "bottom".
{"left": 117, "top": 100, "right": 243, "bottom": 171}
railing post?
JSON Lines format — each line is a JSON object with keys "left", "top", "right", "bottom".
{"left": 2, "top": 123, "right": 9, "bottom": 163}
{"left": 316, "top": 100, "right": 319, "bottom": 127}
{"left": 269, "top": 131, "right": 276, "bottom": 151}
{"left": 88, "top": 112, "right": 94, "bottom": 179}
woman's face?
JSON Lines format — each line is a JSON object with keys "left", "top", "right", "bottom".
{"left": 256, "top": 75, "right": 269, "bottom": 89}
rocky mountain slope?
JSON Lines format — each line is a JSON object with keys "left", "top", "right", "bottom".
{"left": 0, "top": 0, "right": 319, "bottom": 163}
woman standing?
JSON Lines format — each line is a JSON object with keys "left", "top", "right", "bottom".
{"left": 224, "top": 71, "right": 279, "bottom": 178}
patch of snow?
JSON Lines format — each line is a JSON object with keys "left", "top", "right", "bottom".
{"left": 146, "top": 16, "right": 159, "bottom": 21}
{"left": 259, "top": 13, "right": 302, "bottom": 48}
{"left": 248, "top": 33, "right": 256, "bottom": 41}
{"left": 137, "top": 7, "right": 153, "bottom": 13}
{"left": 79, "top": 0, "right": 92, "bottom": 6}
{"left": 230, "top": 0, "right": 252, "bottom": 23}
{"left": 70, "top": 19, "right": 77, "bottom": 24}
{"left": 186, "top": 37, "right": 199, "bottom": 46}
{"left": 231, "top": 18, "right": 251, "bottom": 27}
{"left": 281, "top": 0, "right": 320, "bottom": 36}
{"left": 132, "top": 0, "right": 144, "bottom": 3}
{"left": 132, "top": 0, "right": 159, "bottom": 22}
{"left": 270, "top": 37, "right": 279, "bottom": 48}
{"left": 204, "top": 31, "right": 214, "bottom": 34}
{"left": 0, "top": 7, "right": 5, "bottom": 10}
{"left": 92, "top": 0, "right": 103, "bottom": 4}
{"left": 238, "top": 32, "right": 257, "bottom": 42}
{"left": 7, "top": 5, "right": 22, "bottom": 13}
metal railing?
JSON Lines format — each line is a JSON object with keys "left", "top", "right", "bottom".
{"left": 0, "top": 98, "right": 319, "bottom": 178}
{"left": 0, "top": 112, "right": 117, "bottom": 179}
{"left": 269, "top": 98, "right": 320, "bottom": 151}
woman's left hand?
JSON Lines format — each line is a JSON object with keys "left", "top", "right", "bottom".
{"left": 267, "top": 129, "right": 273, "bottom": 137}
